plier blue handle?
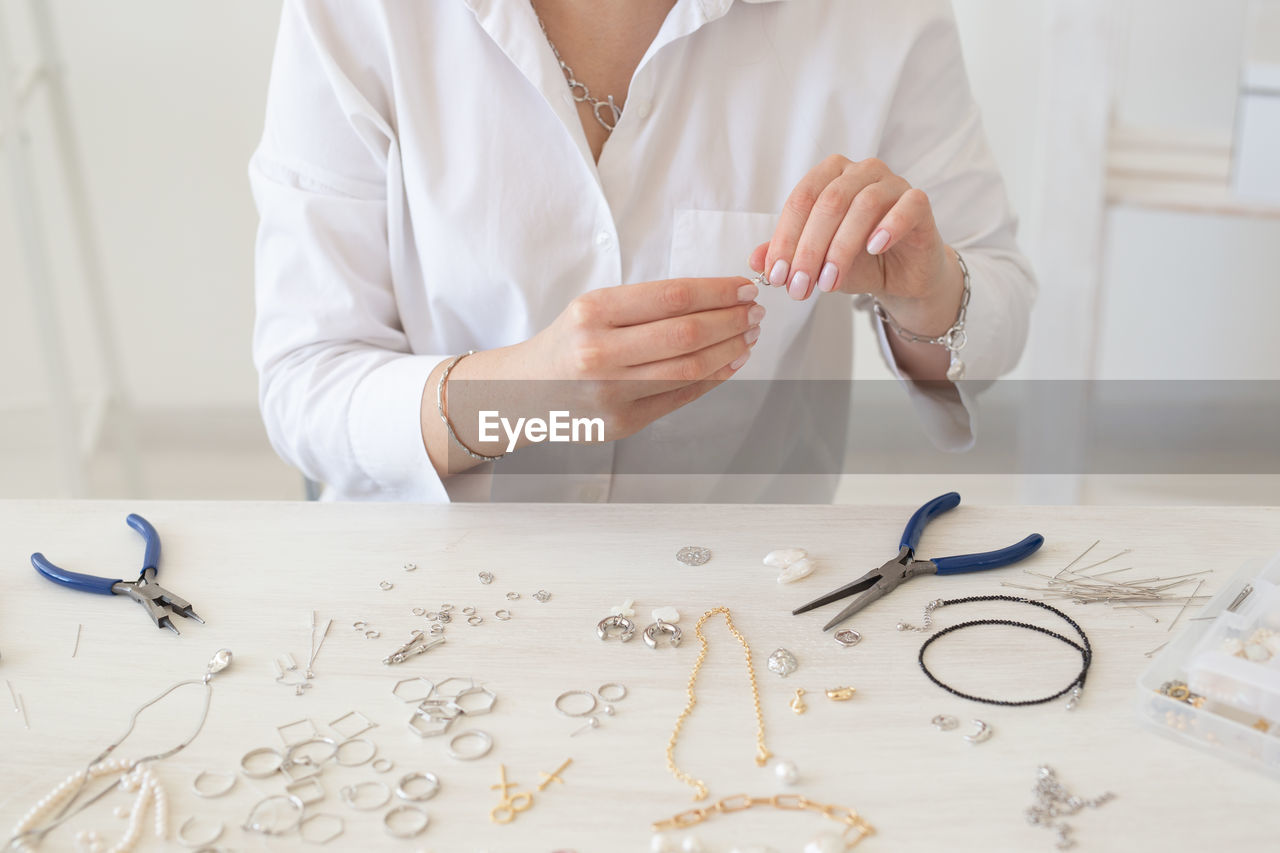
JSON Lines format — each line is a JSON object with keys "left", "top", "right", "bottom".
{"left": 792, "top": 492, "right": 1044, "bottom": 631}
{"left": 31, "top": 513, "right": 203, "bottom": 634}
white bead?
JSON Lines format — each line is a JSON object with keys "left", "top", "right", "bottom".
{"left": 1244, "top": 643, "right": 1272, "bottom": 662}
{"left": 803, "top": 833, "right": 845, "bottom": 853}
{"left": 764, "top": 548, "right": 806, "bottom": 568}
{"left": 771, "top": 757, "right": 799, "bottom": 786}
{"left": 651, "top": 833, "right": 678, "bottom": 853}
{"left": 680, "top": 836, "right": 705, "bottom": 853}
{"left": 652, "top": 606, "right": 681, "bottom": 624}
{"left": 611, "top": 599, "right": 636, "bottom": 618}
{"left": 776, "top": 557, "right": 816, "bottom": 584}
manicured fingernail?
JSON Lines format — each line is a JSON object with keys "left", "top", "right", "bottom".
{"left": 818, "top": 262, "right": 839, "bottom": 292}
{"left": 730, "top": 352, "right": 750, "bottom": 370}
{"left": 788, "top": 271, "right": 810, "bottom": 300}
{"left": 744, "top": 326, "right": 761, "bottom": 345}
{"left": 737, "top": 283, "right": 758, "bottom": 302}
{"left": 867, "top": 229, "right": 890, "bottom": 255}
{"left": 747, "top": 304, "right": 766, "bottom": 325}
{"left": 768, "top": 259, "right": 789, "bottom": 287}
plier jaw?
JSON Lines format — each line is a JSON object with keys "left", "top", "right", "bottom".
{"left": 804, "top": 548, "right": 939, "bottom": 632}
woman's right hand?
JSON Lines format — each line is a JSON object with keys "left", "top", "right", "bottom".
{"left": 518, "top": 275, "right": 764, "bottom": 439}
{"left": 426, "top": 276, "right": 763, "bottom": 475}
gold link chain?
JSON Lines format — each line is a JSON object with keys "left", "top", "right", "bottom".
{"left": 652, "top": 793, "right": 875, "bottom": 848}
{"left": 665, "top": 607, "right": 771, "bottom": 801}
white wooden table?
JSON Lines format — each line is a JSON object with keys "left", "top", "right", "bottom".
{"left": 1, "top": 500, "right": 1278, "bottom": 852}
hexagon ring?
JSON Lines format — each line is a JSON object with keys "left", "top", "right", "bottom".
{"left": 407, "top": 710, "right": 454, "bottom": 738}
{"left": 643, "top": 620, "right": 682, "bottom": 649}
{"left": 396, "top": 771, "right": 441, "bottom": 802}
{"left": 392, "top": 677, "right": 436, "bottom": 704}
{"left": 597, "top": 614, "right": 635, "bottom": 642}
{"left": 299, "top": 813, "right": 345, "bottom": 845}
{"left": 450, "top": 685, "right": 497, "bottom": 716}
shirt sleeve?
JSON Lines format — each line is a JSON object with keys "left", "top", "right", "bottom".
{"left": 250, "top": 0, "right": 451, "bottom": 501}
{"left": 870, "top": 0, "right": 1038, "bottom": 450}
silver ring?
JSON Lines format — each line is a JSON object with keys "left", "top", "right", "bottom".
{"left": 554, "top": 690, "right": 598, "bottom": 718}
{"left": 597, "top": 614, "right": 635, "bottom": 642}
{"left": 412, "top": 607, "right": 425, "bottom": 616}
{"left": 372, "top": 757, "right": 395, "bottom": 773}
{"left": 340, "top": 780, "right": 391, "bottom": 811}
{"left": 467, "top": 615, "right": 483, "bottom": 626}
{"left": 364, "top": 629, "right": 380, "bottom": 639}
{"left": 404, "top": 562, "right": 418, "bottom": 572}
{"left": 285, "top": 737, "right": 337, "bottom": 766}
{"left": 439, "top": 603, "right": 455, "bottom": 612}
{"left": 242, "top": 794, "right": 305, "bottom": 835}
{"left": 643, "top": 620, "right": 682, "bottom": 649}
{"left": 495, "top": 609, "right": 513, "bottom": 621}
{"left": 334, "top": 737, "right": 377, "bottom": 767}
{"left": 462, "top": 606, "right": 476, "bottom": 616}
{"left": 446, "top": 729, "right": 493, "bottom": 761}
{"left": 396, "top": 772, "right": 441, "bottom": 801}
{"left": 298, "top": 813, "right": 345, "bottom": 845}
{"left": 506, "top": 591, "right": 521, "bottom": 600}
{"left": 379, "top": 580, "right": 393, "bottom": 590}
{"left": 597, "top": 683, "right": 628, "bottom": 702}
{"left": 384, "top": 805, "right": 430, "bottom": 839}
{"left": 192, "top": 770, "right": 236, "bottom": 798}
{"left": 240, "top": 748, "right": 283, "bottom": 779}
{"left": 931, "top": 714, "right": 959, "bottom": 731}
{"left": 177, "top": 816, "right": 224, "bottom": 848}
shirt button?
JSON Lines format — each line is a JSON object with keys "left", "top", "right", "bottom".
{"left": 595, "top": 231, "right": 613, "bottom": 247}
{"left": 634, "top": 99, "right": 652, "bottom": 119}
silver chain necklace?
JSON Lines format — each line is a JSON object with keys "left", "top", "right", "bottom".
{"left": 534, "top": 13, "right": 622, "bottom": 132}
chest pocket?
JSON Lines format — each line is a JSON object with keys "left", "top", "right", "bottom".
{"left": 668, "top": 208, "right": 816, "bottom": 380}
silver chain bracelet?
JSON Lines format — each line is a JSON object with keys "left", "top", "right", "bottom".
{"left": 437, "top": 351, "right": 504, "bottom": 463}
{"left": 869, "top": 251, "right": 971, "bottom": 381}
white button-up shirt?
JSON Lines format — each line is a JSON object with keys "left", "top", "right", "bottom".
{"left": 251, "top": 0, "right": 1035, "bottom": 502}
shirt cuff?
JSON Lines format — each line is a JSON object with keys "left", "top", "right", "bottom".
{"left": 347, "top": 354, "right": 452, "bottom": 501}
{"left": 868, "top": 306, "right": 977, "bottom": 453}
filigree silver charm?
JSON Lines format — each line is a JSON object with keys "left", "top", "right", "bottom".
{"left": 767, "top": 648, "right": 798, "bottom": 678}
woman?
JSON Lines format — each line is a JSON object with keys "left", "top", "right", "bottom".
{"left": 252, "top": 0, "right": 1035, "bottom": 502}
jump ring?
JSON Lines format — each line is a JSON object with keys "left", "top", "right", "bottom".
{"left": 242, "top": 794, "right": 305, "bottom": 835}
{"left": 395, "top": 771, "right": 441, "bottom": 802}
{"left": 597, "top": 683, "right": 628, "bottom": 702}
{"left": 384, "top": 805, "right": 431, "bottom": 839}
{"left": 379, "top": 581, "right": 393, "bottom": 590}
{"left": 239, "top": 747, "right": 283, "bottom": 779}
{"left": 340, "top": 780, "right": 392, "bottom": 811}
{"left": 554, "top": 690, "right": 598, "bottom": 718}
{"left": 445, "top": 729, "right": 493, "bottom": 761}
{"left": 191, "top": 770, "right": 236, "bottom": 798}
{"left": 334, "top": 737, "right": 377, "bottom": 767}
{"left": 372, "top": 757, "right": 395, "bottom": 773}
{"left": 177, "top": 816, "right": 224, "bottom": 848}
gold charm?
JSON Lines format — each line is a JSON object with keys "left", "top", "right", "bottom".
{"left": 789, "top": 688, "right": 808, "bottom": 715}
{"left": 825, "top": 686, "right": 856, "bottom": 701}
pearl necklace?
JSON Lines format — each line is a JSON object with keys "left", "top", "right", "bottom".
{"left": 9, "top": 760, "right": 167, "bottom": 853}
{"left": 5, "top": 649, "right": 231, "bottom": 851}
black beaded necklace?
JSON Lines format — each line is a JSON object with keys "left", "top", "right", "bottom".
{"left": 915, "top": 595, "right": 1093, "bottom": 708}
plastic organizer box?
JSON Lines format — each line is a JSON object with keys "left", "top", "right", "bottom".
{"left": 1136, "top": 551, "right": 1280, "bottom": 779}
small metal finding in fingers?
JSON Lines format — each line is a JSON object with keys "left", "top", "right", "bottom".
{"left": 340, "top": 780, "right": 392, "bottom": 811}
{"left": 446, "top": 729, "right": 494, "bottom": 761}
{"left": 396, "top": 771, "right": 441, "bottom": 802}
{"left": 384, "top": 805, "right": 431, "bottom": 839}
{"left": 177, "top": 816, "right": 224, "bottom": 848}
{"left": 643, "top": 619, "right": 682, "bottom": 649}
{"left": 597, "top": 614, "right": 636, "bottom": 642}
{"left": 931, "top": 714, "right": 959, "bottom": 731}
{"left": 963, "top": 719, "right": 993, "bottom": 744}
{"left": 555, "top": 690, "right": 598, "bottom": 718}
{"left": 597, "top": 683, "right": 628, "bottom": 702}
{"left": 240, "top": 747, "right": 284, "bottom": 779}
{"left": 192, "top": 770, "right": 236, "bottom": 798}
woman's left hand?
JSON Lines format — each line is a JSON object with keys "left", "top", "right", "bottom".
{"left": 749, "top": 155, "right": 962, "bottom": 338}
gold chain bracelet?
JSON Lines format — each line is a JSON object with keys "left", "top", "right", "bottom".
{"left": 665, "top": 607, "right": 771, "bottom": 801}
{"left": 653, "top": 793, "right": 874, "bottom": 848}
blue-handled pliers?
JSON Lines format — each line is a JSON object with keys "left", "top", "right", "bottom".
{"left": 792, "top": 493, "right": 1044, "bottom": 631}
{"left": 31, "top": 513, "right": 203, "bottom": 635}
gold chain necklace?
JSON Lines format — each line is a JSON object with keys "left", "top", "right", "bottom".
{"left": 665, "top": 607, "right": 771, "bottom": 801}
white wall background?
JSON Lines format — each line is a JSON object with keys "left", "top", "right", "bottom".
{"left": 2, "top": 0, "right": 1277, "bottom": 495}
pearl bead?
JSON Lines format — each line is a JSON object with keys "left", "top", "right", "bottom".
{"left": 771, "top": 757, "right": 799, "bottom": 786}
{"left": 650, "top": 833, "right": 678, "bottom": 853}
{"left": 680, "top": 837, "right": 705, "bottom": 853}
{"left": 803, "top": 833, "right": 845, "bottom": 853}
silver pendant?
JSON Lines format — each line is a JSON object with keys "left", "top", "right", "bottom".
{"left": 767, "top": 648, "right": 798, "bottom": 677}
